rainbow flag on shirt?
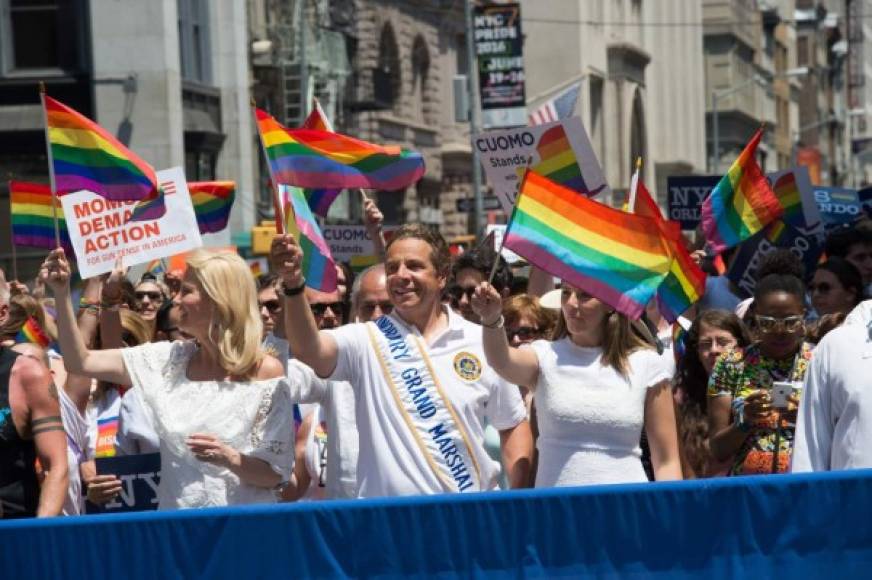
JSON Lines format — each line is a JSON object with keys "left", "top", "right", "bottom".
{"left": 532, "top": 124, "right": 604, "bottom": 196}
{"left": 628, "top": 172, "right": 707, "bottom": 323}
{"left": 256, "top": 108, "right": 425, "bottom": 191}
{"left": 42, "top": 95, "right": 165, "bottom": 220}
{"left": 9, "top": 180, "right": 73, "bottom": 253}
{"left": 281, "top": 185, "right": 338, "bottom": 293}
{"left": 504, "top": 171, "right": 673, "bottom": 319}
{"left": 700, "top": 129, "right": 783, "bottom": 253}
{"left": 188, "top": 181, "right": 236, "bottom": 234}
{"left": 15, "top": 317, "right": 52, "bottom": 349}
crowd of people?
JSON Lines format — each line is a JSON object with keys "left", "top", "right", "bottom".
{"left": 2, "top": 202, "right": 872, "bottom": 518}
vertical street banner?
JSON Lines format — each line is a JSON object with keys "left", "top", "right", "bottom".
{"left": 474, "top": 2, "right": 526, "bottom": 129}
{"left": 60, "top": 166, "right": 203, "bottom": 278}
{"left": 475, "top": 117, "right": 610, "bottom": 214}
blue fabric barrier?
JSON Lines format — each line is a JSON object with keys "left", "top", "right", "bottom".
{"left": 3, "top": 469, "right": 872, "bottom": 579}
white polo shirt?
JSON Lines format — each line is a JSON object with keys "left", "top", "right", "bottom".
{"left": 323, "top": 307, "right": 526, "bottom": 498}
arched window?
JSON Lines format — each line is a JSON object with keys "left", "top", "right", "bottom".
{"left": 411, "top": 35, "right": 430, "bottom": 123}
{"left": 375, "top": 23, "right": 401, "bottom": 109}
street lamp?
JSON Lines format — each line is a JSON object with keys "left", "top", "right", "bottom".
{"left": 710, "top": 66, "right": 808, "bottom": 173}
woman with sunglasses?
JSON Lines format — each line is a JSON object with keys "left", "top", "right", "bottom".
{"left": 708, "top": 272, "right": 813, "bottom": 475}
{"left": 472, "top": 282, "right": 681, "bottom": 487}
{"left": 130, "top": 274, "right": 168, "bottom": 339}
{"left": 809, "top": 258, "right": 862, "bottom": 317}
{"left": 40, "top": 248, "right": 294, "bottom": 509}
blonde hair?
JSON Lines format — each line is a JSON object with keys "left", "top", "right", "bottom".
{"left": 186, "top": 249, "right": 264, "bottom": 379}
{"left": 552, "top": 304, "right": 651, "bottom": 377}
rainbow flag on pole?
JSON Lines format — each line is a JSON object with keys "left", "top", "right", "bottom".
{"left": 627, "top": 168, "right": 707, "bottom": 323}
{"left": 188, "top": 181, "right": 236, "bottom": 234}
{"left": 9, "top": 181, "right": 73, "bottom": 253}
{"left": 300, "top": 100, "right": 343, "bottom": 217}
{"left": 256, "top": 108, "right": 425, "bottom": 191}
{"left": 42, "top": 94, "right": 165, "bottom": 220}
{"left": 700, "top": 129, "right": 783, "bottom": 253}
{"left": 281, "top": 185, "right": 338, "bottom": 293}
{"left": 531, "top": 124, "right": 605, "bottom": 196}
{"left": 504, "top": 171, "right": 673, "bottom": 319}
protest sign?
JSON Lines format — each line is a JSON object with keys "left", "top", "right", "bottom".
{"left": 476, "top": 117, "right": 609, "bottom": 214}
{"left": 60, "top": 167, "right": 202, "bottom": 278}
{"left": 474, "top": 2, "right": 526, "bottom": 129}
{"left": 815, "top": 186, "right": 863, "bottom": 229}
{"left": 322, "top": 225, "right": 397, "bottom": 272}
{"left": 85, "top": 453, "right": 161, "bottom": 514}
{"left": 666, "top": 175, "right": 721, "bottom": 230}
{"left": 486, "top": 224, "right": 521, "bottom": 264}
{"left": 727, "top": 220, "right": 824, "bottom": 298}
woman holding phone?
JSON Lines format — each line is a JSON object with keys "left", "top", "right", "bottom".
{"left": 707, "top": 270, "right": 813, "bottom": 475}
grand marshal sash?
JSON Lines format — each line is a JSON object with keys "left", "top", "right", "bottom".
{"left": 366, "top": 316, "right": 481, "bottom": 493}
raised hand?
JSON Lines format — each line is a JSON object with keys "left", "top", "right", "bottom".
{"left": 363, "top": 196, "right": 384, "bottom": 232}
{"left": 101, "top": 257, "right": 127, "bottom": 305}
{"left": 39, "top": 248, "right": 72, "bottom": 294}
{"left": 471, "top": 282, "right": 503, "bottom": 327}
{"left": 8, "top": 280, "right": 29, "bottom": 297}
{"left": 269, "top": 233, "right": 304, "bottom": 289}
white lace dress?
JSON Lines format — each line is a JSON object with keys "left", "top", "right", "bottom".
{"left": 121, "top": 341, "right": 294, "bottom": 509}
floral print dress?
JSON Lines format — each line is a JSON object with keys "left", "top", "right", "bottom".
{"left": 707, "top": 342, "right": 813, "bottom": 475}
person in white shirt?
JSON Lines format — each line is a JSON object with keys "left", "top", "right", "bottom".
{"left": 472, "top": 282, "right": 681, "bottom": 487}
{"left": 791, "top": 320, "right": 872, "bottom": 472}
{"left": 270, "top": 224, "right": 532, "bottom": 497}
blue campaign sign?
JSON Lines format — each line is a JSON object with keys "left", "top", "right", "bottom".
{"left": 859, "top": 186, "right": 872, "bottom": 216}
{"left": 727, "top": 220, "right": 824, "bottom": 298}
{"left": 85, "top": 453, "right": 161, "bottom": 514}
{"left": 814, "top": 187, "right": 862, "bottom": 229}
{"left": 666, "top": 176, "right": 721, "bottom": 230}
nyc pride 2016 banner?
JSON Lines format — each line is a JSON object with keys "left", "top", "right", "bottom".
{"left": 60, "top": 167, "right": 202, "bottom": 278}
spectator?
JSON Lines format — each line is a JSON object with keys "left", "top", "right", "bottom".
{"left": 825, "top": 224, "right": 872, "bottom": 295}
{"left": 809, "top": 258, "right": 862, "bottom": 317}
{"left": 449, "top": 246, "right": 512, "bottom": 324}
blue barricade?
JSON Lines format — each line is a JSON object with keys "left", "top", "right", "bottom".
{"left": 3, "top": 469, "right": 872, "bottom": 578}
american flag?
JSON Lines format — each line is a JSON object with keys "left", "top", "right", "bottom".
{"left": 528, "top": 82, "right": 582, "bottom": 126}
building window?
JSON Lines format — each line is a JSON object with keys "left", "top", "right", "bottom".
{"left": 797, "top": 36, "right": 808, "bottom": 67}
{"left": 1, "top": 0, "right": 85, "bottom": 74}
{"left": 178, "top": 0, "right": 212, "bottom": 84}
{"left": 185, "top": 150, "right": 215, "bottom": 181}
{"left": 411, "top": 35, "right": 430, "bottom": 124}
{"left": 375, "top": 22, "right": 401, "bottom": 110}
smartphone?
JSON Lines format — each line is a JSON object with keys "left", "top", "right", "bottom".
{"left": 770, "top": 382, "right": 795, "bottom": 409}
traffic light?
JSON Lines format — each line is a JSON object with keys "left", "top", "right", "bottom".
{"left": 251, "top": 221, "right": 277, "bottom": 255}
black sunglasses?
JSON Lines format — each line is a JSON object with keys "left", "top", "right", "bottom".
{"left": 259, "top": 299, "right": 282, "bottom": 313}
{"left": 310, "top": 302, "right": 343, "bottom": 317}
{"left": 135, "top": 291, "right": 164, "bottom": 302}
{"left": 448, "top": 286, "right": 476, "bottom": 302}
{"left": 506, "top": 326, "right": 540, "bottom": 341}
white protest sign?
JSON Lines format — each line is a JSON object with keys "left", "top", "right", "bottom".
{"left": 322, "top": 225, "right": 397, "bottom": 271}
{"left": 485, "top": 224, "right": 521, "bottom": 264}
{"left": 475, "top": 117, "right": 610, "bottom": 214}
{"left": 60, "top": 166, "right": 203, "bottom": 278}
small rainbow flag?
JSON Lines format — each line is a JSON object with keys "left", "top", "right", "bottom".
{"left": 531, "top": 124, "right": 604, "bottom": 196}
{"left": 504, "top": 171, "right": 673, "bottom": 319}
{"left": 15, "top": 317, "right": 52, "bottom": 348}
{"left": 281, "top": 185, "right": 338, "bottom": 293}
{"left": 144, "top": 259, "right": 164, "bottom": 276}
{"left": 43, "top": 95, "right": 165, "bottom": 220}
{"left": 256, "top": 108, "right": 425, "bottom": 191}
{"left": 701, "top": 129, "right": 783, "bottom": 253}
{"left": 772, "top": 171, "right": 804, "bottom": 226}
{"left": 628, "top": 172, "right": 707, "bottom": 323}
{"left": 188, "top": 181, "right": 236, "bottom": 234}
{"left": 9, "top": 181, "right": 73, "bottom": 253}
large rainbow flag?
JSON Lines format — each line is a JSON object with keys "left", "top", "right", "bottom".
{"left": 188, "top": 181, "right": 236, "bottom": 234}
{"left": 628, "top": 174, "right": 707, "bottom": 323}
{"left": 281, "top": 185, "right": 338, "bottom": 293}
{"left": 42, "top": 95, "right": 165, "bottom": 220}
{"left": 9, "top": 181, "right": 73, "bottom": 253}
{"left": 256, "top": 108, "right": 425, "bottom": 191}
{"left": 531, "top": 124, "right": 604, "bottom": 196}
{"left": 300, "top": 100, "right": 342, "bottom": 217}
{"left": 700, "top": 129, "right": 783, "bottom": 253}
{"left": 504, "top": 171, "right": 673, "bottom": 319}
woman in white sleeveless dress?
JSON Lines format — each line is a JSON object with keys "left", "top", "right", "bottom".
{"left": 40, "top": 249, "right": 293, "bottom": 509}
{"left": 472, "top": 283, "right": 681, "bottom": 487}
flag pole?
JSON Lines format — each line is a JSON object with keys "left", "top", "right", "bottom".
{"left": 7, "top": 177, "right": 18, "bottom": 281}
{"left": 627, "top": 157, "right": 642, "bottom": 212}
{"left": 38, "top": 83, "right": 62, "bottom": 250}
{"left": 251, "top": 99, "right": 285, "bottom": 235}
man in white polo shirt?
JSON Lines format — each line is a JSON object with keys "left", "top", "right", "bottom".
{"left": 271, "top": 224, "right": 532, "bottom": 497}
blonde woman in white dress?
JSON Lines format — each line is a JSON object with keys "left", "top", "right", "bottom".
{"left": 40, "top": 248, "right": 293, "bottom": 509}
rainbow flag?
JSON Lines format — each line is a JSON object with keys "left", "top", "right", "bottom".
{"left": 504, "top": 171, "right": 673, "bottom": 319}
{"left": 15, "top": 317, "right": 52, "bottom": 348}
{"left": 9, "top": 181, "right": 73, "bottom": 253}
{"left": 772, "top": 171, "right": 803, "bottom": 226}
{"left": 144, "top": 259, "right": 164, "bottom": 276}
{"left": 256, "top": 108, "right": 425, "bottom": 191}
{"left": 281, "top": 185, "right": 338, "bottom": 293}
{"left": 532, "top": 124, "right": 604, "bottom": 196}
{"left": 299, "top": 103, "right": 343, "bottom": 217}
{"left": 628, "top": 174, "right": 707, "bottom": 323}
{"left": 701, "top": 129, "right": 783, "bottom": 253}
{"left": 188, "top": 181, "right": 236, "bottom": 234}
{"left": 43, "top": 95, "right": 165, "bottom": 220}
{"left": 129, "top": 188, "right": 166, "bottom": 221}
